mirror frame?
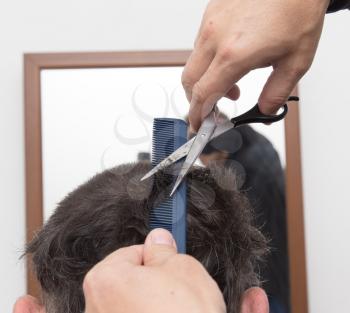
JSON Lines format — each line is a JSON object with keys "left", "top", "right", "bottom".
{"left": 24, "top": 50, "right": 308, "bottom": 313}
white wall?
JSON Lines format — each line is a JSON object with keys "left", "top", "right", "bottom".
{"left": 299, "top": 11, "right": 350, "bottom": 313}
{"left": 0, "top": 1, "right": 349, "bottom": 312}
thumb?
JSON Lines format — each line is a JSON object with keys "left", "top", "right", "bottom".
{"left": 143, "top": 228, "right": 177, "bottom": 266}
{"left": 240, "top": 287, "right": 269, "bottom": 313}
{"left": 258, "top": 63, "right": 305, "bottom": 115}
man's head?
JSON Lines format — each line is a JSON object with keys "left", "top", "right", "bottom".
{"left": 18, "top": 162, "right": 267, "bottom": 313}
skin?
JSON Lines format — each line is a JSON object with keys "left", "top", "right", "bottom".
{"left": 14, "top": 229, "right": 269, "bottom": 313}
{"left": 13, "top": 296, "right": 45, "bottom": 313}
{"left": 183, "top": 0, "right": 330, "bottom": 131}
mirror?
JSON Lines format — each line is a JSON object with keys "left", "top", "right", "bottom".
{"left": 40, "top": 66, "right": 285, "bottom": 219}
{"left": 25, "top": 51, "right": 307, "bottom": 313}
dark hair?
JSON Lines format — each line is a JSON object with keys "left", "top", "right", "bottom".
{"left": 26, "top": 162, "right": 267, "bottom": 313}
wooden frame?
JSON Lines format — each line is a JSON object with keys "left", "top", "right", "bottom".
{"left": 24, "top": 50, "right": 308, "bottom": 313}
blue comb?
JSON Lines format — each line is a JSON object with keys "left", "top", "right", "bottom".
{"left": 149, "top": 118, "right": 188, "bottom": 253}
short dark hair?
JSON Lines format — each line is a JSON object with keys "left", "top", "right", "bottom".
{"left": 27, "top": 162, "right": 267, "bottom": 313}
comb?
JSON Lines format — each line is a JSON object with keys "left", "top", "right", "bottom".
{"left": 149, "top": 118, "right": 187, "bottom": 253}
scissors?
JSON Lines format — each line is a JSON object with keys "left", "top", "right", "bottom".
{"left": 141, "top": 96, "right": 299, "bottom": 196}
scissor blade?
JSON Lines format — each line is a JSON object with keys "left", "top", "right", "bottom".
{"left": 170, "top": 164, "right": 190, "bottom": 197}
{"left": 141, "top": 120, "right": 235, "bottom": 182}
{"left": 210, "top": 120, "right": 235, "bottom": 140}
{"left": 140, "top": 137, "right": 196, "bottom": 181}
{"left": 170, "top": 111, "right": 217, "bottom": 196}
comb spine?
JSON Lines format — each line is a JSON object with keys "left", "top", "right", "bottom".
{"left": 150, "top": 118, "right": 187, "bottom": 253}
{"left": 172, "top": 121, "right": 187, "bottom": 253}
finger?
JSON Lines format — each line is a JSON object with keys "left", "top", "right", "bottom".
{"left": 100, "top": 244, "right": 144, "bottom": 267}
{"left": 225, "top": 84, "right": 240, "bottom": 101}
{"left": 13, "top": 295, "right": 45, "bottom": 313}
{"left": 189, "top": 52, "right": 249, "bottom": 131}
{"left": 143, "top": 228, "right": 177, "bottom": 266}
{"left": 258, "top": 62, "right": 306, "bottom": 115}
{"left": 182, "top": 8, "right": 217, "bottom": 102}
{"left": 83, "top": 245, "right": 144, "bottom": 305}
{"left": 240, "top": 287, "right": 269, "bottom": 313}
{"left": 182, "top": 45, "right": 215, "bottom": 102}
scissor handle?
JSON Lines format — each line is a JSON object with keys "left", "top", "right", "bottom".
{"left": 231, "top": 96, "right": 299, "bottom": 127}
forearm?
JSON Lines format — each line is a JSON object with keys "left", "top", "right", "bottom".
{"left": 327, "top": 0, "right": 350, "bottom": 12}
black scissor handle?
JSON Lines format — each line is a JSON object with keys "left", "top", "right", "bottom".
{"left": 231, "top": 96, "right": 299, "bottom": 127}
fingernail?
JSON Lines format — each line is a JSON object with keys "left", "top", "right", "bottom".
{"left": 148, "top": 228, "right": 175, "bottom": 246}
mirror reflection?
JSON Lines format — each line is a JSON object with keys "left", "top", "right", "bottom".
{"left": 41, "top": 66, "right": 290, "bottom": 312}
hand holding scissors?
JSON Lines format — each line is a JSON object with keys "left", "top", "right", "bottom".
{"left": 141, "top": 96, "right": 299, "bottom": 195}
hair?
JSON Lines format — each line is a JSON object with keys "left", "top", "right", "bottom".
{"left": 26, "top": 162, "right": 267, "bottom": 313}
{"left": 189, "top": 110, "right": 290, "bottom": 310}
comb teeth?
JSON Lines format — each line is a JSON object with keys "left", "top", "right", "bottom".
{"left": 149, "top": 118, "right": 188, "bottom": 253}
{"left": 152, "top": 119, "right": 176, "bottom": 165}
{"left": 149, "top": 198, "right": 173, "bottom": 232}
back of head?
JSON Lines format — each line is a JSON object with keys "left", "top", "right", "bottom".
{"left": 27, "top": 162, "right": 267, "bottom": 313}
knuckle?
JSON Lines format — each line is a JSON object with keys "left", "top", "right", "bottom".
{"left": 259, "top": 94, "right": 289, "bottom": 115}
{"left": 191, "top": 82, "right": 206, "bottom": 104}
{"left": 114, "top": 246, "right": 131, "bottom": 256}
{"left": 83, "top": 261, "right": 123, "bottom": 294}
{"left": 83, "top": 268, "right": 98, "bottom": 295}
{"left": 195, "top": 16, "right": 217, "bottom": 46}
{"left": 285, "top": 64, "right": 309, "bottom": 79}
{"left": 217, "top": 45, "right": 236, "bottom": 63}
{"left": 217, "top": 42, "right": 246, "bottom": 64}
{"left": 181, "top": 70, "right": 195, "bottom": 91}
{"left": 198, "top": 21, "right": 215, "bottom": 44}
